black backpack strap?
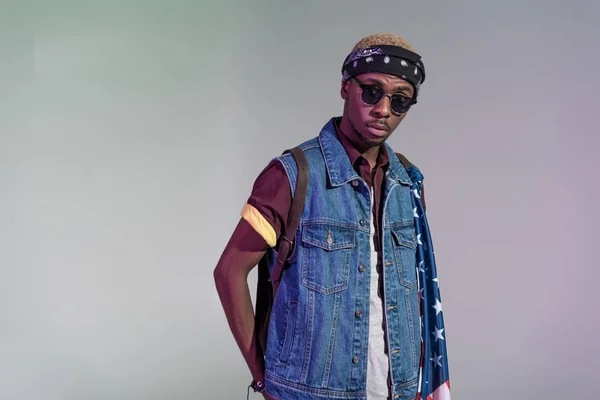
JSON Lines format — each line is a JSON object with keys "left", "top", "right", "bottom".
{"left": 254, "top": 146, "right": 308, "bottom": 355}
{"left": 270, "top": 147, "right": 309, "bottom": 298}
{"left": 395, "top": 152, "right": 413, "bottom": 170}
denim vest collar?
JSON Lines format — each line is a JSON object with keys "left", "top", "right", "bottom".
{"left": 318, "top": 117, "right": 413, "bottom": 187}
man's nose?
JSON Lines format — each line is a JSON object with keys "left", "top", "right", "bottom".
{"left": 372, "top": 95, "right": 392, "bottom": 117}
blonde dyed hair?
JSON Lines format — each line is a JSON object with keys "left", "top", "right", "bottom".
{"left": 351, "top": 32, "right": 416, "bottom": 53}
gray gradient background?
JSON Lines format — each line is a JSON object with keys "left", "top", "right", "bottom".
{"left": 1, "top": 1, "right": 598, "bottom": 399}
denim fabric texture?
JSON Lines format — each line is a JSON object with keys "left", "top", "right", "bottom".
{"left": 263, "top": 118, "right": 421, "bottom": 400}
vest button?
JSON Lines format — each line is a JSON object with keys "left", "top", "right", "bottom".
{"left": 352, "top": 356, "right": 359, "bottom": 364}
{"left": 358, "top": 265, "right": 366, "bottom": 273}
{"left": 359, "top": 219, "right": 365, "bottom": 226}
{"left": 355, "top": 310, "right": 363, "bottom": 318}
{"left": 351, "top": 180, "right": 359, "bottom": 187}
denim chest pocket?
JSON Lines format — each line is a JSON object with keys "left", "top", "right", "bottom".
{"left": 301, "top": 224, "right": 355, "bottom": 295}
{"left": 391, "top": 223, "right": 418, "bottom": 290}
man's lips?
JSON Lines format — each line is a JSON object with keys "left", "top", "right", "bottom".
{"left": 368, "top": 122, "right": 389, "bottom": 131}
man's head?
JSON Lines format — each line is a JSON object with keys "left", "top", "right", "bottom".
{"left": 339, "top": 33, "right": 425, "bottom": 150}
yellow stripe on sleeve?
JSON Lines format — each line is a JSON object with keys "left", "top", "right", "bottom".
{"left": 241, "top": 203, "right": 277, "bottom": 247}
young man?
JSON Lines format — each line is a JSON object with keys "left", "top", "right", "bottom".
{"left": 214, "top": 33, "right": 450, "bottom": 400}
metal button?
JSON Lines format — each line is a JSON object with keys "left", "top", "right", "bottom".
{"left": 359, "top": 219, "right": 365, "bottom": 226}
{"left": 355, "top": 310, "right": 363, "bottom": 318}
{"left": 352, "top": 356, "right": 359, "bottom": 364}
{"left": 351, "top": 180, "right": 359, "bottom": 187}
{"left": 358, "top": 265, "right": 366, "bottom": 273}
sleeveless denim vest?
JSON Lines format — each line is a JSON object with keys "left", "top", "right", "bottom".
{"left": 263, "top": 118, "right": 421, "bottom": 400}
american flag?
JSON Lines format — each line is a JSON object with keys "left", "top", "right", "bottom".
{"left": 409, "top": 175, "right": 451, "bottom": 400}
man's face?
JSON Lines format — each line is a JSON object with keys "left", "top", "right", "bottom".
{"left": 340, "top": 72, "right": 415, "bottom": 149}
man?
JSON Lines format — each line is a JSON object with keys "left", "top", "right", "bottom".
{"left": 214, "top": 33, "right": 450, "bottom": 400}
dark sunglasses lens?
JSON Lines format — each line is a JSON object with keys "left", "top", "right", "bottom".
{"left": 361, "top": 86, "right": 383, "bottom": 105}
{"left": 391, "top": 96, "right": 413, "bottom": 114}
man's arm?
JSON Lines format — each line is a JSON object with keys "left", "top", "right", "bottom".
{"left": 213, "top": 159, "right": 292, "bottom": 391}
{"left": 213, "top": 218, "right": 269, "bottom": 382}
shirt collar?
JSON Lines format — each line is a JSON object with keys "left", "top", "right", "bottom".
{"left": 333, "top": 117, "right": 390, "bottom": 169}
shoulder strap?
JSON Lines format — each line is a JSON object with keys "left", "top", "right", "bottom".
{"left": 269, "top": 146, "right": 308, "bottom": 298}
{"left": 395, "top": 152, "right": 426, "bottom": 212}
{"left": 395, "top": 152, "right": 412, "bottom": 170}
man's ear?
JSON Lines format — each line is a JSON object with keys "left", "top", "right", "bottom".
{"left": 340, "top": 80, "right": 351, "bottom": 100}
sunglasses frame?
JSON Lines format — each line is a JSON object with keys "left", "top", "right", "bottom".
{"left": 351, "top": 77, "right": 416, "bottom": 115}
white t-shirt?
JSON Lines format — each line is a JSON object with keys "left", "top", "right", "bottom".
{"left": 366, "top": 189, "right": 390, "bottom": 399}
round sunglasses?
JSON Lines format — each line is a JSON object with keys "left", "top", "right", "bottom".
{"left": 351, "top": 77, "right": 416, "bottom": 115}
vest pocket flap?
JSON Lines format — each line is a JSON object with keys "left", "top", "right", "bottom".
{"left": 301, "top": 224, "right": 356, "bottom": 251}
{"left": 391, "top": 226, "right": 417, "bottom": 249}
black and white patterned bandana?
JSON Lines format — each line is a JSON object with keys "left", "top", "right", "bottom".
{"left": 341, "top": 45, "right": 426, "bottom": 99}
